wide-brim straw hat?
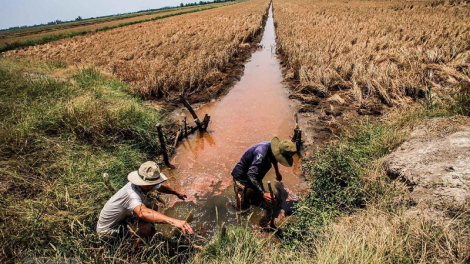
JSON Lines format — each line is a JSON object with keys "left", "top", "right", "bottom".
{"left": 128, "top": 161, "right": 168, "bottom": 186}
{"left": 271, "top": 137, "right": 297, "bottom": 167}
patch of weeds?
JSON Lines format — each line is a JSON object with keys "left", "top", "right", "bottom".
{"left": 0, "top": 58, "right": 166, "bottom": 262}
{"left": 282, "top": 144, "right": 364, "bottom": 247}
{"left": 49, "top": 60, "right": 68, "bottom": 69}
{"left": 454, "top": 81, "right": 470, "bottom": 116}
{"left": 73, "top": 67, "right": 105, "bottom": 88}
{"left": 201, "top": 227, "right": 262, "bottom": 263}
{"left": 60, "top": 68, "right": 161, "bottom": 151}
{"left": 102, "top": 145, "right": 146, "bottom": 188}
{"left": 282, "top": 121, "right": 404, "bottom": 248}
{"left": 422, "top": 85, "right": 437, "bottom": 110}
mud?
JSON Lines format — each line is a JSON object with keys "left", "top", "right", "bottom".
{"left": 384, "top": 116, "right": 470, "bottom": 220}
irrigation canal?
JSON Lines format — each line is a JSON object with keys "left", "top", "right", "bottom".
{"left": 161, "top": 4, "right": 306, "bottom": 237}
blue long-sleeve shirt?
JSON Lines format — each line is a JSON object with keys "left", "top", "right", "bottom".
{"left": 231, "top": 141, "right": 275, "bottom": 196}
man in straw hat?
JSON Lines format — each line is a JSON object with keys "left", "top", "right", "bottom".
{"left": 97, "top": 161, "right": 193, "bottom": 238}
{"left": 231, "top": 137, "right": 297, "bottom": 210}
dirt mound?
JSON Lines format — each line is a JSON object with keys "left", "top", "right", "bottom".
{"left": 384, "top": 115, "right": 470, "bottom": 220}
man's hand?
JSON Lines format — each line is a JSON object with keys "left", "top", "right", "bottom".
{"left": 134, "top": 205, "right": 194, "bottom": 235}
{"left": 263, "top": 192, "right": 274, "bottom": 204}
{"left": 275, "top": 171, "right": 283, "bottom": 182}
{"left": 159, "top": 184, "right": 188, "bottom": 201}
{"left": 176, "top": 192, "right": 187, "bottom": 201}
{"left": 172, "top": 219, "right": 194, "bottom": 235}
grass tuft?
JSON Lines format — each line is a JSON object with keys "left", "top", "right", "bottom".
{"left": 195, "top": 227, "right": 263, "bottom": 264}
{"left": 0, "top": 58, "right": 168, "bottom": 262}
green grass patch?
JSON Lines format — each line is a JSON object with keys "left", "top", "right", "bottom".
{"left": 0, "top": 59, "right": 170, "bottom": 262}
{"left": 453, "top": 80, "right": 470, "bottom": 116}
{"left": 198, "top": 227, "right": 263, "bottom": 264}
{"left": 281, "top": 97, "right": 464, "bottom": 249}
{"left": 281, "top": 121, "right": 403, "bottom": 247}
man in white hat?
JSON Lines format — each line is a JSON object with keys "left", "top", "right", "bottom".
{"left": 97, "top": 161, "right": 193, "bottom": 238}
{"left": 231, "top": 137, "right": 297, "bottom": 210}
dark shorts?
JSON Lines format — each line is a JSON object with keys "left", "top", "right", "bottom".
{"left": 233, "top": 180, "right": 270, "bottom": 210}
{"left": 233, "top": 180, "right": 283, "bottom": 227}
{"left": 107, "top": 217, "right": 135, "bottom": 239}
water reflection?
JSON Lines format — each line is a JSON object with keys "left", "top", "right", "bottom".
{"left": 178, "top": 130, "right": 217, "bottom": 158}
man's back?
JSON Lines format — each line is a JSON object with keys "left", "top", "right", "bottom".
{"left": 96, "top": 182, "right": 157, "bottom": 235}
{"left": 231, "top": 141, "right": 273, "bottom": 184}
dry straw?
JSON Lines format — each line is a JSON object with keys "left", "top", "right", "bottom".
{"left": 273, "top": 0, "right": 470, "bottom": 106}
{"left": 7, "top": 0, "right": 270, "bottom": 101}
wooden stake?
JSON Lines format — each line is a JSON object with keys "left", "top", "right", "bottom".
{"left": 173, "top": 129, "right": 182, "bottom": 149}
{"left": 202, "top": 114, "right": 211, "bottom": 130}
{"left": 267, "top": 181, "right": 276, "bottom": 229}
{"left": 292, "top": 127, "right": 302, "bottom": 151}
{"left": 156, "top": 124, "right": 175, "bottom": 169}
{"left": 220, "top": 222, "right": 227, "bottom": 237}
{"left": 183, "top": 116, "right": 187, "bottom": 138}
{"left": 180, "top": 93, "right": 204, "bottom": 131}
{"left": 292, "top": 113, "right": 302, "bottom": 152}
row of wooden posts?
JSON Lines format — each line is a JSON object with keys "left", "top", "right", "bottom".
{"left": 156, "top": 93, "right": 211, "bottom": 169}
{"left": 156, "top": 94, "right": 303, "bottom": 169}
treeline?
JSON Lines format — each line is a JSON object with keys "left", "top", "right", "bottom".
{"left": 181, "top": 0, "right": 239, "bottom": 7}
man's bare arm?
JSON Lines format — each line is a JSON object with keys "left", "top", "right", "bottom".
{"left": 272, "top": 161, "right": 282, "bottom": 181}
{"left": 157, "top": 184, "right": 187, "bottom": 200}
{"left": 133, "top": 204, "right": 193, "bottom": 235}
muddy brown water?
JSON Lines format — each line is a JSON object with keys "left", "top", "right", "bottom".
{"left": 160, "top": 5, "right": 307, "bottom": 237}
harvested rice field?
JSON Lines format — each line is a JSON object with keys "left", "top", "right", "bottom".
{"left": 273, "top": 0, "right": 470, "bottom": 110}
{"left": 6, "top": 0, "right": 270, "bottom": 101}
{"left": 0, "top": 3, "right": 231, "bottom": 47}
